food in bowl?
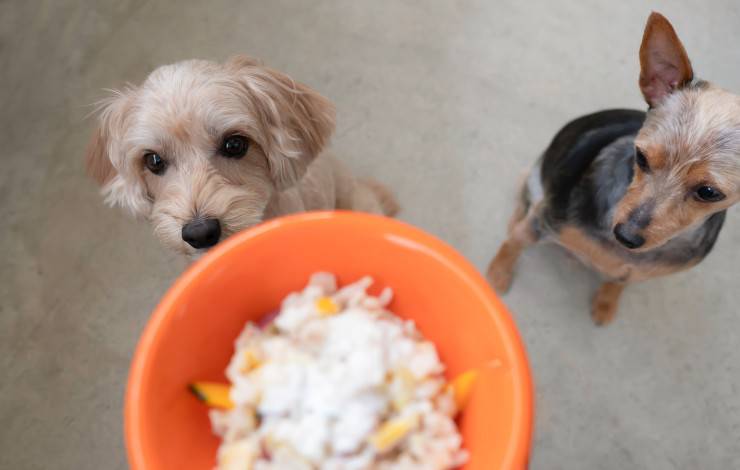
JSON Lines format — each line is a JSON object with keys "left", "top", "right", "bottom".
{"left": 194, "top": 273, "right": 477, "bottom": 470}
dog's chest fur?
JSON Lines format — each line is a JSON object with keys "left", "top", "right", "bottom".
{"left": 530, "top": 110, "right": 726, "bottom": 281}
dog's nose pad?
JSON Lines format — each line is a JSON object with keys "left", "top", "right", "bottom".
{"left": 181, "top": 218, "right": 221, "bottom": 249}
{"left": 613, "top": 223, "right": 645, "bottom": 249}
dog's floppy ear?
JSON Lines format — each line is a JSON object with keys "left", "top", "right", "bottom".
{"left": 639, "top": 12, "right": 694, "bottom": 107}
{"left": 85, "top": 91, "right": 132, "bottom": 186}
{"left": 85, "top": 90, "right": 152, "bottom": 217}
{"left": 227, "top": 55, "right": 336, "bottom": 190}
{"left": 85, "top": 126, "right": 116, "bottom": 186}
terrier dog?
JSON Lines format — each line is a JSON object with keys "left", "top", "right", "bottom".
{"left": 86, "top": 56, "right": 397, "bottom": 255}
{"left": 487, "top": 12, "right": 740, "bottom": 325}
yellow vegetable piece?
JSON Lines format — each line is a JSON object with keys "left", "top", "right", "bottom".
{"left": 240, "top": 350, "right": 262, "bottom": 373}
{"left": 390, "top": 368, "right": 416, "bottom": 411}
{"left": 315, "top": 296, "right": 340, "bottom": 316}
{"left": 369, "top": 416, "right": 416, "bottom": 452}
{"left": 451, "top": 370, "right": 478, "bottom": 411}
{"left": 189, "top": 382, "right": 234, "bottom": 409}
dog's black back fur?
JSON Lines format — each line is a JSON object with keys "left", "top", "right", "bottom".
{"left": 538, "top": 109, "right": 726, "bottom": 266}
{"left": 541, "top": 109, "right": 646, "bottom": 225}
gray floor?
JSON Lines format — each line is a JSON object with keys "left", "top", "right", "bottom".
{"left": 2, "top": 1, "right": 740, "bottom": 469}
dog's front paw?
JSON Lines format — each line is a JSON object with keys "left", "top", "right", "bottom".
{"left": 591, "top": 282, "right": 625, "bottom": 326}
{"left": 487, "top": 257, "right": 514, "bottom": 294}
{"left": 591, "top": 297, "right": 616, "bottom": 326}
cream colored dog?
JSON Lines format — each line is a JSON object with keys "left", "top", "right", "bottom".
{"left": 86, "top": 56, "right": 397, "bottom": 254}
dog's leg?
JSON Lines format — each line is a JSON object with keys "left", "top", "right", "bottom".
{"left": 486, "top": 201, "right": 539, "bottom": 294}
{"left": 342, "top": 179, "right": 399, "bottom": 216}
{"left": 486, "top": 214, "right": 538, "bottom": 293}
{"left": 591, "top": 281, "right": 626, "bottom": 326}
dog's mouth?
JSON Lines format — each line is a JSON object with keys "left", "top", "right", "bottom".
{"left": 184, "top": 241, "right": 221, "bottom": 258}
{"left": 611, "top": 226, "right": 673, "bottom": 253}
{"left": 152, "top": 195, "right": 266, "bottom": 256}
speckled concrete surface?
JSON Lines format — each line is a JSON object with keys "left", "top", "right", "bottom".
{"left": 2, "top": 1, "right": 739, "bottom": 468}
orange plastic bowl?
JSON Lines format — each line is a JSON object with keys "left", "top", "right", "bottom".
{"left": 125, "top": 212, "right": 533, "bottom": 470}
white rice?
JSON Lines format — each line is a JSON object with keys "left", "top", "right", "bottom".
{"left": 210, "top": 273, "right": 468, "bottom": 470}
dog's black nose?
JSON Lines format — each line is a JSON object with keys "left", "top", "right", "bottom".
{"left": 613, "top": 223, "right": 645, "bottom": 249}
{"left": 182, "top": 218, "right": 221, "bottom": 249}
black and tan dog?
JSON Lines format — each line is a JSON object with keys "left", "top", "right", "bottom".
{"left": 487, "top": 12, "right": 740, "bottom": 325}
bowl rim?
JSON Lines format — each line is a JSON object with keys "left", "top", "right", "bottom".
{"left": 124, "top": 211, "right": 534, "bottom": 469}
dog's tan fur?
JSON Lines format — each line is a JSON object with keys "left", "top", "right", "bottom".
{"left": 86, "top": 56, "right": 396, "bottom": 254}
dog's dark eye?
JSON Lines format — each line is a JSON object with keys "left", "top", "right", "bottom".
{"left": 220, "top": 135, "right": 249, "bottom": 159}
{"left": 143, "top": 152, "right": 167, "bottom": 175}
{"left": 695, "top": 185, "right": 725, "bottom": 202}
{"left": 635, "top": 149, "right": 650, "bottom": 172}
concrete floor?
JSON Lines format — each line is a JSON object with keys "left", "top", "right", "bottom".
{"left": 2, "top": 0, "right": 740, "bottom": 468}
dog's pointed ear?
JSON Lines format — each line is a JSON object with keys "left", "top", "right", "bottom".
{"left": 227, "top": 55, "right": 336, "bottom": 190}
{"left": 639, "top": 12, "right": 694, "bottom": 107}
